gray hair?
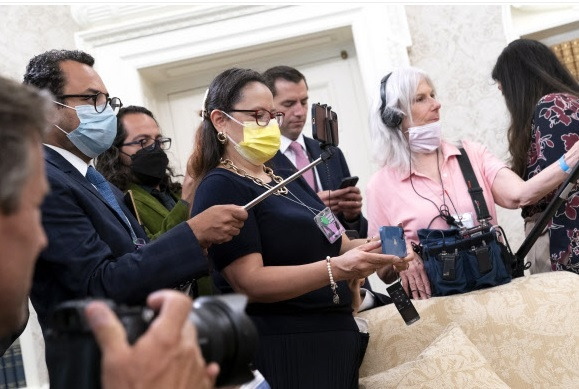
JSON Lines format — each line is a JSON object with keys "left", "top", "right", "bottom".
{"left": 0, "top": 76, "right": 53, "bottom": 214}
{"left": 369, "top": 67, "right": 436, "bottom": 173}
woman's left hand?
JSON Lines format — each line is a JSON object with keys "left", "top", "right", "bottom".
{"left": 398, "top": 253, "right": 431, "bottom": 300}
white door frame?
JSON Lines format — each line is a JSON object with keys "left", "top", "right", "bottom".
{"left": 73, "top": 4, "right": 412, "bottom": 109}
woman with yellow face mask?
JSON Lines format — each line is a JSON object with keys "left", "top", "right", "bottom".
{"left": 189, "top": 68, "right": 413, "bottom": 389}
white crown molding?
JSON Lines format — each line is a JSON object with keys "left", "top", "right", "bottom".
{"left": 509, "top": 4, "right": 579, "bottom": 37}
{"left": 72, "top": 5, "right": 288, "bottom": 47}
{"left": 78, "top": 4, "right": 410, "bottom": 110}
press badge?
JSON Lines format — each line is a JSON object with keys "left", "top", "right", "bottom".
{"left": 314, "top": 207, "right": 345, "bottom": 243}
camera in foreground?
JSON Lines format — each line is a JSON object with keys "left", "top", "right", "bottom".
{"left": 45, "top": 294, "right": 258, "bottom": 388}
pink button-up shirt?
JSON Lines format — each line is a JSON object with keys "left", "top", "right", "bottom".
{"left": 366, "top": 140, "right": 507, "bottom": 243}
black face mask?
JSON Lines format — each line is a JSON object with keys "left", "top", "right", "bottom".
{"left": 130, "top": 146, "right": 169, "bottom": 187}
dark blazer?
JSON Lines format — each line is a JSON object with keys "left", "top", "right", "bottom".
{"left": 271, "top": 136, "right": 368, "bottom": 238}
{"left": 31, "top": 147, "right": 207, "bottom": 330}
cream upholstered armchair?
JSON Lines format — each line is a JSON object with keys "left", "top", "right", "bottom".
{"left": 359, "top": 271, "right": 579, "bottom": 388}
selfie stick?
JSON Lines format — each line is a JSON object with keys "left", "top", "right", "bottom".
{"left": 515, "top": 162, "right": 579, "bottom": 261}
{"left": 244, "top": 148, "right": 334, "bottom": 210}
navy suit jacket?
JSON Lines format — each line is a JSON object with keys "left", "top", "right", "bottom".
{"left": 32, "top": 147, "right": 207, "bottom": 330}
{"left": 271, "top": 136, "right": 368, "bottom": 238}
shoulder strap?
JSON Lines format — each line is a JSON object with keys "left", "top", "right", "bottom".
{"left": 456, "top": 147, "right": 491, "bottom": 222}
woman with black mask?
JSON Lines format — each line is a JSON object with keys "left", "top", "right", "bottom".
{"left": 96, "top": 105, "right": 195, "bottom": 240}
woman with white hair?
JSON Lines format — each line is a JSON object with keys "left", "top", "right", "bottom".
{"left": 366, "top": 66, "right": 579, "bottom": 299}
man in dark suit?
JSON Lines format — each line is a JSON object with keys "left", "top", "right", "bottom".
{"left": 263, "top": 65, "right": 368, "bottom": 239}
{"left": 0, "top": 75, "right": 218, "bottom": 388}
{"left": 23, "top": 50, "right": 247, "bottom": 331}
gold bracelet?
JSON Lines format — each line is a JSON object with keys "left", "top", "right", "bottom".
{"left": 326, "top": 256, "right": 339, "bottom": 304}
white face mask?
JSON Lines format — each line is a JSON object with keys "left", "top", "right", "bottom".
{"left": 407, "top": 121, "right": 442, "bottom": 153}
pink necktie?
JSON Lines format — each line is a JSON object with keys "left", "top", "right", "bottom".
{"left": 289, "top": 141, "right": 317, "bottom": 191}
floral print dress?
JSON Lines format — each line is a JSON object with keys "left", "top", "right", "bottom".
{"left": 522, "top": 93, "right": 579, "bottom": 274}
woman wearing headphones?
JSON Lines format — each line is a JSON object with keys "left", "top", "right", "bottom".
{"left": 366, "top": 67, "right": 579, "bottom": 299}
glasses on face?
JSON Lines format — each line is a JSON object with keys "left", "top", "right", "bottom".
{"left": 122, "top": 137, "right": 172, "bottom": 151}
{"left": 57, "top": 92, "right": 123, "bottom": 113}
{"left": 229, "top": 109, "right": 284, "bottom": 127}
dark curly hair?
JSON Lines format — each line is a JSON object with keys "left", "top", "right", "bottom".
{"left": 23, "top": 50, "right": 94, "bottom": 104}
{"left": 96, "top": 105, "right": 182, "bottom": 193}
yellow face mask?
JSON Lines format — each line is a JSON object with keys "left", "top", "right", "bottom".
{"left": 222, "top": 112, "right": 281, "bottom": 165}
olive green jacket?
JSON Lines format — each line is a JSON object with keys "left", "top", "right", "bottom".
{"left": 126, "top": 184, "right": 212, "bottom": 296}
{"left": 127, "top": 183, "right": 189, "bottom": 241}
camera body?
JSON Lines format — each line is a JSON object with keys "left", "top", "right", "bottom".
{"left": 45, "top": 294, "right": 258, "bottom": 389}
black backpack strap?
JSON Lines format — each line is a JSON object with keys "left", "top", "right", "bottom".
{"left": 456, "top": 147, "right": 492, "bottom": 222}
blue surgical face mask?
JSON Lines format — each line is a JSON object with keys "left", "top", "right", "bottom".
{"left": 54, "top": 102, "right": 117, "bottom": 158}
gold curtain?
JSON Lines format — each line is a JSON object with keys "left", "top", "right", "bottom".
{"left": 551, "top": 38, "right": 579, "bottom": 81}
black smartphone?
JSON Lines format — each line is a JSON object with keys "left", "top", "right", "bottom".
{"left": 338, "top": 176, "right": 359, "bottom": 189}
{"left": 329, "top": 109, "right": 339, "bottom": 145}
{"left": 380, "top": 226, "right": 408, "bottom": 257}
{"left": 386, "top": 281, "right": 420, "bottom": 325}
{"left": 311, "top": 103, "right": 339, "bottom": 146}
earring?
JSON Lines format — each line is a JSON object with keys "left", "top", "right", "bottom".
{"left": 217, "top": 132, "right": 227, "bottom": 144}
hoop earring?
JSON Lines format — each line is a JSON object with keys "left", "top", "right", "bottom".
{"left": 217, "top": 132, "right": 227, "bottom": 144}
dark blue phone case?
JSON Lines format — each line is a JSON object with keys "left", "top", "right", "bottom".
{"left": 380, "top": 226, "right": 407, "bottom": 257}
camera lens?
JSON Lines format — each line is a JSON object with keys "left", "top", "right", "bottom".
{"left": 46, "top": 294, "right": 259, "bottom": 389}
{"left": 190, "top": 294, "right": 258, "bottom": 387}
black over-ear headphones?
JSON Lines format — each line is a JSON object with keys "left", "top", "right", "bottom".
{"left": 379, "top": 72, "right": 404, "bottom": 128}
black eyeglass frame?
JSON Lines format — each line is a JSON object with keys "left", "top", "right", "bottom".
{"left": 57, "top": 92, "right": 123, "bottom": 113}
{"left": 121, "top": 137, "right": 172, "bottom": 151}
{"left": 229, "top": 109, "right": 284, "bottom": 127}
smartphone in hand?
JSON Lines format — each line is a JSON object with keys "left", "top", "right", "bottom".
{"left": 380, "top": 226, "right": 407, "bottom": 257}
{"left": 338, "top": 176, "right": 359, "bottom": 189}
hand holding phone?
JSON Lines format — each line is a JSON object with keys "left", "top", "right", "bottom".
{"left": 380, "top": 226, "right": 408, "bottom": 257}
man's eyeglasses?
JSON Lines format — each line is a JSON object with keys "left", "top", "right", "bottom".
{"left": 122, "top": 137, "right": 172, "bottom": 151}
{"left": 57, "top": 92, "right": 123, "bottom": 113}
{"left": 229, "top": 109, "right": 284, "bottom": 127}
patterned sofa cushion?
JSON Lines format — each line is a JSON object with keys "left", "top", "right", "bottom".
{"left": 359, "top": 272, "right": 579, "bottom": 388}
{"left": 359, "top": 323, "right": 510, "bottom": 389}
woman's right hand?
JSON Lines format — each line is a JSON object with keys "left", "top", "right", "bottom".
{"left": 332, "top": 240, "right": 413, "bottom": 281}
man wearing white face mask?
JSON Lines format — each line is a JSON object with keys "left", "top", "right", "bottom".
{"left": 366, "top": 67, "right": 579, "bottom": 300}
{"left": 23, "top": 50, "right": 248, "bottom": 362}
